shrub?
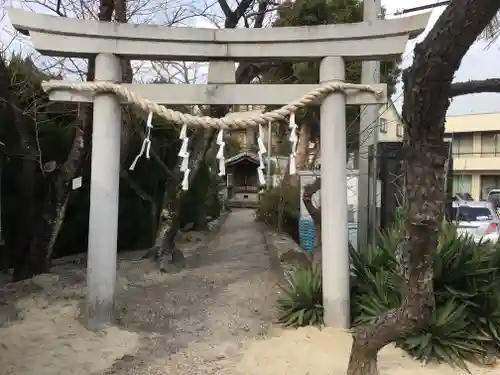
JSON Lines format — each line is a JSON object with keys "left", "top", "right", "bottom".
{"left": 351, "top": 222, "right": 500, "bottom": 370}
{"left": 255, "top": 183, "right": 300, "bottom": 242}
{"left": 277, "top": 265, "right": 323, "bottom": 327}
{"left": 278, "top": 218, "right": 500, "bottom": 370}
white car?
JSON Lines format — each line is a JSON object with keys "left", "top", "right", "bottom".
{"left": 453, "top": 200, "right": 500, "bottom": 243}
{"left": 487, "top": 189, "right": 500, "bottom": 216}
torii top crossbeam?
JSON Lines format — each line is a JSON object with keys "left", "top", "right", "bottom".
{"left": 9, "top": 8, "right": 428, "bottom": 61}
{"left": 7, "top": 8, "right": 430, "bottom": 106}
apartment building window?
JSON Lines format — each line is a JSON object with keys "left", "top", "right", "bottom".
{"left": 451, "top": 133, "right": 473, "bottom": 156}
{"left": 481, "top": 132, "right": 500, "bottom": 156}
{"left": 396, "top": 123, "right": 404, "bottom": 137}
{"left": 481, "top": 175, "right": 500, "bottom": 200}
{"left": 379, "top": 118, "right": 388, "bottom": 133}
{"left": 453, "top": 175, "right": 473, "bottom": 196}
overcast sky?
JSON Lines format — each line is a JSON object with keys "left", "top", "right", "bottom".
{"left": 1, "top": 0, "right": 499, "bottom": 115}
{"left": 383, "top": 0, "right": 500, "bottom": 116}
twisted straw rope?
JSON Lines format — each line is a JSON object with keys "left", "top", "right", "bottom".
{"left": 42, "top": 80, "right": 382, "bottom": 129}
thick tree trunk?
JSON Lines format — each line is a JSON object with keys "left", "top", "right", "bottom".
{"left": 346, "top": 0, "right": 500, "bottom": 374}
{"left": 289, "top": 123, "right": 313, "bottom": 187}
{"left": 145, "top": 185, "right": 186, "bottom": 273}
{"left": 154, "top": 129, "right": 217, "bottom": 271}
{"left": 23, "top": 117, "right": 88, "bottom": 277}
{"left": 115, "top": 0, "right": 134, "bottom": 165}
{"left": 18, "top": 0, "right": 119, "bottom": 278}
{"left": 121, "top": 168, "right": 158, "bottom": 240}
{"left": 302, "top": 176, "right": 321, "bottom": 263}
{"left": 346, "top": 342, "right": 378, "bottom": 375}
{"left": 154, "top": 214, "right": 170, "bottom": 250}
{"left": 31, "top": 111, "right": 89, "bottom": 272}
{"left": 158, "top": 213, "right": 184, "bottom": 272}
{"left": 296, "top": 125, "right": 313, "bottom": 167}
{"left": 309, "top": 141, "right": 320, "bottom": 169}
{"left": 21, "top": 177, "right": 70, "bottom": 275}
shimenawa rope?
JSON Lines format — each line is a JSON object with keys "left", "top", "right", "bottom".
{"left": 41, "top": 80, "right": 382, "bottom": 129}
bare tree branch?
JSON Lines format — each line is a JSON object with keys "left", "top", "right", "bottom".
{"left": 233, "top": 0, "right": 255, "bottom": 26}
{"left": 250, "top": 0, "right": 273, "bottom": 28}
{"left": 121, "top": 169, "right": 155, "bottom": 204}
{"left": 217, "top": 0, "right": 232, "bottom": 19}
{"left": 450, "top": 78, "right": 500, "bottom": 97}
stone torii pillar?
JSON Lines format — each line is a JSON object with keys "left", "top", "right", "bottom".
{"left": 320, "top": 56, "right": 349, "bottom": 326}
{"left": 85, "top": 54, "right": 122, "bottom": 328}
{"left": 7, "top": 7, "right": 430, "bottom": 329}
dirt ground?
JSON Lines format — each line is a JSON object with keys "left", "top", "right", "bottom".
{"left": 1, "top": 209, "right": 498, "bottom": 375}
{"left": 0, "top": 209, "right": 282, "bottom": 375}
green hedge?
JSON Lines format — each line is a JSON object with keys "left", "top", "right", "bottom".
{"left": 255, "top": 183, "right": 300, "bottom": 243}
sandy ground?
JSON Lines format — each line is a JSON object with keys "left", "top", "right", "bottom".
{"left": 0, "top": 210, "right": 280, "bottom": 375}
{"left": 235, "top": 326, "right": 498, "bottom": 375}
{"left": 1, "top": 296, "right": 138, "bottom": 375}
{"left": 0, "top": 209, "right": 498, "bottom": 375}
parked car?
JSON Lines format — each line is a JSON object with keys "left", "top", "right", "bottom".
{"left": 487, "top": 189, "right": 500, "bottom": 216}
{"left": 452, "top": 200, "right": 500, "bottom": 243}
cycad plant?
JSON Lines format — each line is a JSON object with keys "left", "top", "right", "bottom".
{"left": 277, "top": 265, "right": 323, "bottom": 327}
{"left": 351, "top": 221, "right": 500, "bottom": 370}
{"left": 277, "top": 216, "right": 500, "bottom": 369}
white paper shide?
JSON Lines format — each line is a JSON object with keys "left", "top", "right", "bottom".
{"left": 178, "top": 124, "right": 190, "bottom": 190}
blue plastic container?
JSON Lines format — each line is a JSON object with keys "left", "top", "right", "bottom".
{"left": 299, "top": 218, "right": 316, "bottom": 253}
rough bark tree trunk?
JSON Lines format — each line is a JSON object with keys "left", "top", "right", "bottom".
{"left": 28, "top": 106, "right": 90, "bottom": 274}
{"left": 115, "top": 0, "right": 134, "bottom": 165}
{"left": 26, "top": 171, "right": 69, "bottom": 275}
{"left": 121, "top": 168, "right": 158, "bottom": 239}
{"left": 19, "top": 0, "right": 118, "bottom": 278}
{"left": 346, "top": 1, "right": 500, "bottom": 374}
{"left": 302, "top": 176, "right": 321, "bottom": 263}
{"left": 288, "top": 122, "right": 313, "bottom": 187}
{"left": 154, "top": 128, "right": 218, "bottom": 272}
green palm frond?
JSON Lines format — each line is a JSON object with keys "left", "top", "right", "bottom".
{"left": 350, "top": 214, "right": 500, "bottom": 369}
{"left": 277, "top": 265, "right": 323, "bottom": 327}
{"left": 279, "top": 212, "right": 500, "bottom": 367}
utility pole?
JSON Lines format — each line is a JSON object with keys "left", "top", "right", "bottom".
{"left": 357, "top": 0, "right": 381, "bottom": 250}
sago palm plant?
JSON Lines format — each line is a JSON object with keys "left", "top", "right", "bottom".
{"left": 277, "top": 216, "right": 500, "bottom": 369}
{"left": 351, "top": 222, "right": 500, "bottom": 370}
{"left": 277, "top": 265, "right": 323, "bottom": 327}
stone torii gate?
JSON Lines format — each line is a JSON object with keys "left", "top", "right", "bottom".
{"left": 8, "top": 8, "right": 429, "bottom": 330}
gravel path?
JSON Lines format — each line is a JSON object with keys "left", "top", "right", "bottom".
{"left": 0, "top": 209, "right": 282, "bottom": 375}
{"left": 113, "top": 209, "right": 282, "bottom": 375}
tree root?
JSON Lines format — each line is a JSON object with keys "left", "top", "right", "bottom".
{"left": 140, "top": 246, "right": 187, "bottom": 273}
